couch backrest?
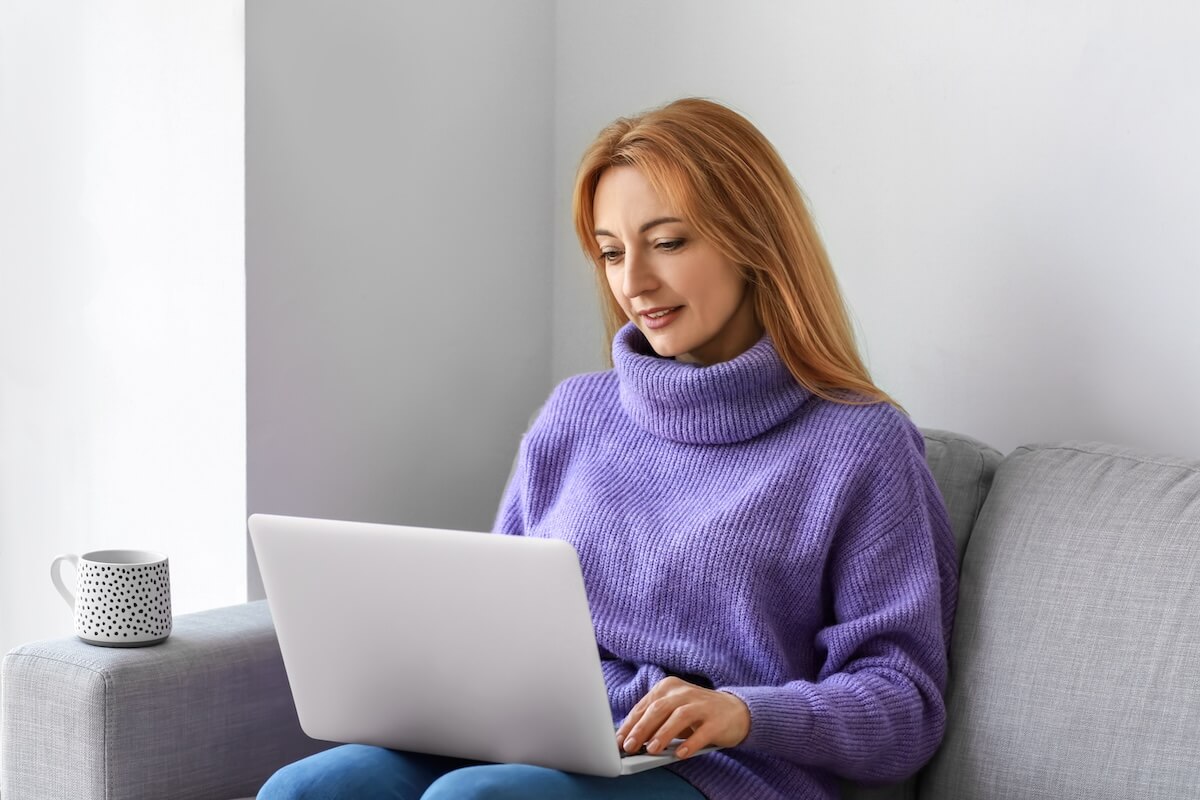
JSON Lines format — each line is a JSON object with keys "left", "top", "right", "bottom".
{"left": 842, "top": 427, "right": 1003, "bottom": 800}
{"left": 920, "top": 428, "right": 1005, "bottom": 563}
{"left": 919, "top": 441, "right": 1200, "bottom": 799}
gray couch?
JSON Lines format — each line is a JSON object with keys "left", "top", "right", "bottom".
{"left": 4, "top": 429, "right": 1200, "bottom": 799}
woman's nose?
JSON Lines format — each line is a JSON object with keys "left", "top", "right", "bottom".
{"left": 622, "top": 249, "right": 658, "bottom": 298}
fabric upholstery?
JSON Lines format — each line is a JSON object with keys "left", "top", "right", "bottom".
{"left": 1, "top": 601, "right": 329, "bottom": 800}
{"left": 920, "top": 441, "right": 1200, "bottom": 799}
{"left": 841, "top": 428, "right": 1002, "bottom": 800}
{"left": 920, "top": 428, "right": 1004, "bottom": 562}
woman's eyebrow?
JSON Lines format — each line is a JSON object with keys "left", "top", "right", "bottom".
{"left": 593, "top": 217, "right": 683, "bottom": 238}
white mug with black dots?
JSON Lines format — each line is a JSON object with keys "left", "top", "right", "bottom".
{"left": 50, "top": 550, "right": 173, "bottom": 647}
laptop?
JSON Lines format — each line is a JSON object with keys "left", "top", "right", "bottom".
{"left": 248, "top": 513, "right": 719, "bottom": 776}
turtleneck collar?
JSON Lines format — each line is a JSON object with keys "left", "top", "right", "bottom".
{"left": 612, "top": 321, "right": 813, "bottom": 445}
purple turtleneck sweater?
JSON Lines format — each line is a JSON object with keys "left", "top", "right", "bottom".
{"left": 492, "top": 322, "right": 957, "bottom": 800}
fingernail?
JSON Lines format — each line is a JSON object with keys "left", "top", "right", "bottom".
{"left": 649, "top": 739, "right": 661, "bottom": 752}
{"left": 624, "top": 737, "right": 636, "bottom": 752}
{"left": 677, "top": 746, "right": 689, "bottom": 758}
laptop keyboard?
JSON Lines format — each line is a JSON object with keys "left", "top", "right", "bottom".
{"left": 619, "top": 742, "right": 678, "bottom": 758}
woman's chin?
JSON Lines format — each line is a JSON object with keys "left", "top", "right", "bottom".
{"left": 642, "top": 333, "right": 701, "bottom": 363}
{"left": 638, "top": 328, "right": 679, "bottom": 357}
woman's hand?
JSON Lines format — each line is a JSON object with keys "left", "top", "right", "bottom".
{"left": 615, "top": 675, "right": 751, "bottom": 759}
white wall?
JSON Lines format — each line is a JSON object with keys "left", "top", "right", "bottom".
{"left": 0, "top": 1, "right": 245, "bottom": 658}
{"left": 553, "top": 0, "right": 1200, "bottom": 458}
{"left": 246, "top": 0, "right": 554, "bottom": 598}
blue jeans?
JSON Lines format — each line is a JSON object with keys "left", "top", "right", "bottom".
{"left": 257, "top": 744, "right": 706, "bottom": 799}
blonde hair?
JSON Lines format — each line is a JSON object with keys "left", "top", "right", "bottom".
{"left": 571, "top": 97, "right": 902, "bottom": 411}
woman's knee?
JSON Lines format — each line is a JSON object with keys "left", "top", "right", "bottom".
{"left": 257, "top": 744, "right": 427, "bottom": 799}
{"left": 422, "top": 763, "right": 576, "bottom": 800}
{"left": 421, "top": 763, "right": 705, "bottom": 800}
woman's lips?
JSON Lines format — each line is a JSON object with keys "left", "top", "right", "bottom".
{"left": 641, "top": 306, "right": 683, "bottom": 330}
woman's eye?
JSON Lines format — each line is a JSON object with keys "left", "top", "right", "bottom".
{"left": 599, "top": 240, "right": 681, "bottom": 264}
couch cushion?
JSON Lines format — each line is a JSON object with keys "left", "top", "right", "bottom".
{"left": 919, "top": 441, "right": 1200, "bottom": 800}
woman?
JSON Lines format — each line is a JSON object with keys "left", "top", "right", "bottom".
{"left": 259, "top": 96, "right": 957, "bottom": 800}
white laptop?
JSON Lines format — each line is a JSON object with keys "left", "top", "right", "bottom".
{"left": 248, "top": 513, "right": 719, "bottom": 776}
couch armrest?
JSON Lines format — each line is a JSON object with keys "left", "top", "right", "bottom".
{"left": 2, "top": 600, "right": 330, "bottom": 800}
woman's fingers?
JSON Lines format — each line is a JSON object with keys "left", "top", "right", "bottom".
{"left": 616, "top": 676, "right": 751, "bottom": 758}
{"left": 673, "top": 721, "right": 713, "bottom": 759}
{"left": 643, "top": 704, "right": 702, "bottom": 754}
{"left": 621, "top": 697, "right": 681, "bottom": 753}
{"left": 616, "top": 676, "right": 686, "bottom": 752}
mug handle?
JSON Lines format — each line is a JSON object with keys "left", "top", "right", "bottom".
{"left": 50, "top": 553, "right": 80, "bottom": 610}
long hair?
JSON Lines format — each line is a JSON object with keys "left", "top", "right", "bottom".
{"left": 571, "top": 96, "right": 901, "bottom": 411}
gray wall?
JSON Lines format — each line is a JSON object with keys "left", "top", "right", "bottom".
{"left": 248, "top": 0, "right": 1200, "bottom": 601}
{"left": 246, "top": 0, "right": 554, "bottom": 598}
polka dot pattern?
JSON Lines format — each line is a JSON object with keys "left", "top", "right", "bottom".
{"left": 74, "top": 560, "right": 172, "bottom": 646}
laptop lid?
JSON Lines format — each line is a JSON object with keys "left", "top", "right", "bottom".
{"left": 249, "top": 513, "right": 640, "bottom": 776}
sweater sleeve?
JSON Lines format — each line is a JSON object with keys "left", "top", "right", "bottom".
{"left": 491, "top": 463, "right": 525, "bottom": 536}
{"left": 490, "top": 385, "right": 575, "bottom": 537}
{"left": 490, "top": 398, "right": 550, "bottom": 537}
{"left": 718, "top": 431, "right": 957, "bottom": 783}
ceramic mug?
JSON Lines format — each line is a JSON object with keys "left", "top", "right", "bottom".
{"left": 50, "top": 550, "right": 173, "bottom": 647}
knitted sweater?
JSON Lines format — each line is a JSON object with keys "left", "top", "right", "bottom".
{"left": 492, "top": 322, "right": 958, "bottom": 800}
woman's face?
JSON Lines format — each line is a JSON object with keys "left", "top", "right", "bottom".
{"left": 592, "top": 165, "right": 763, "bottom": 365}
